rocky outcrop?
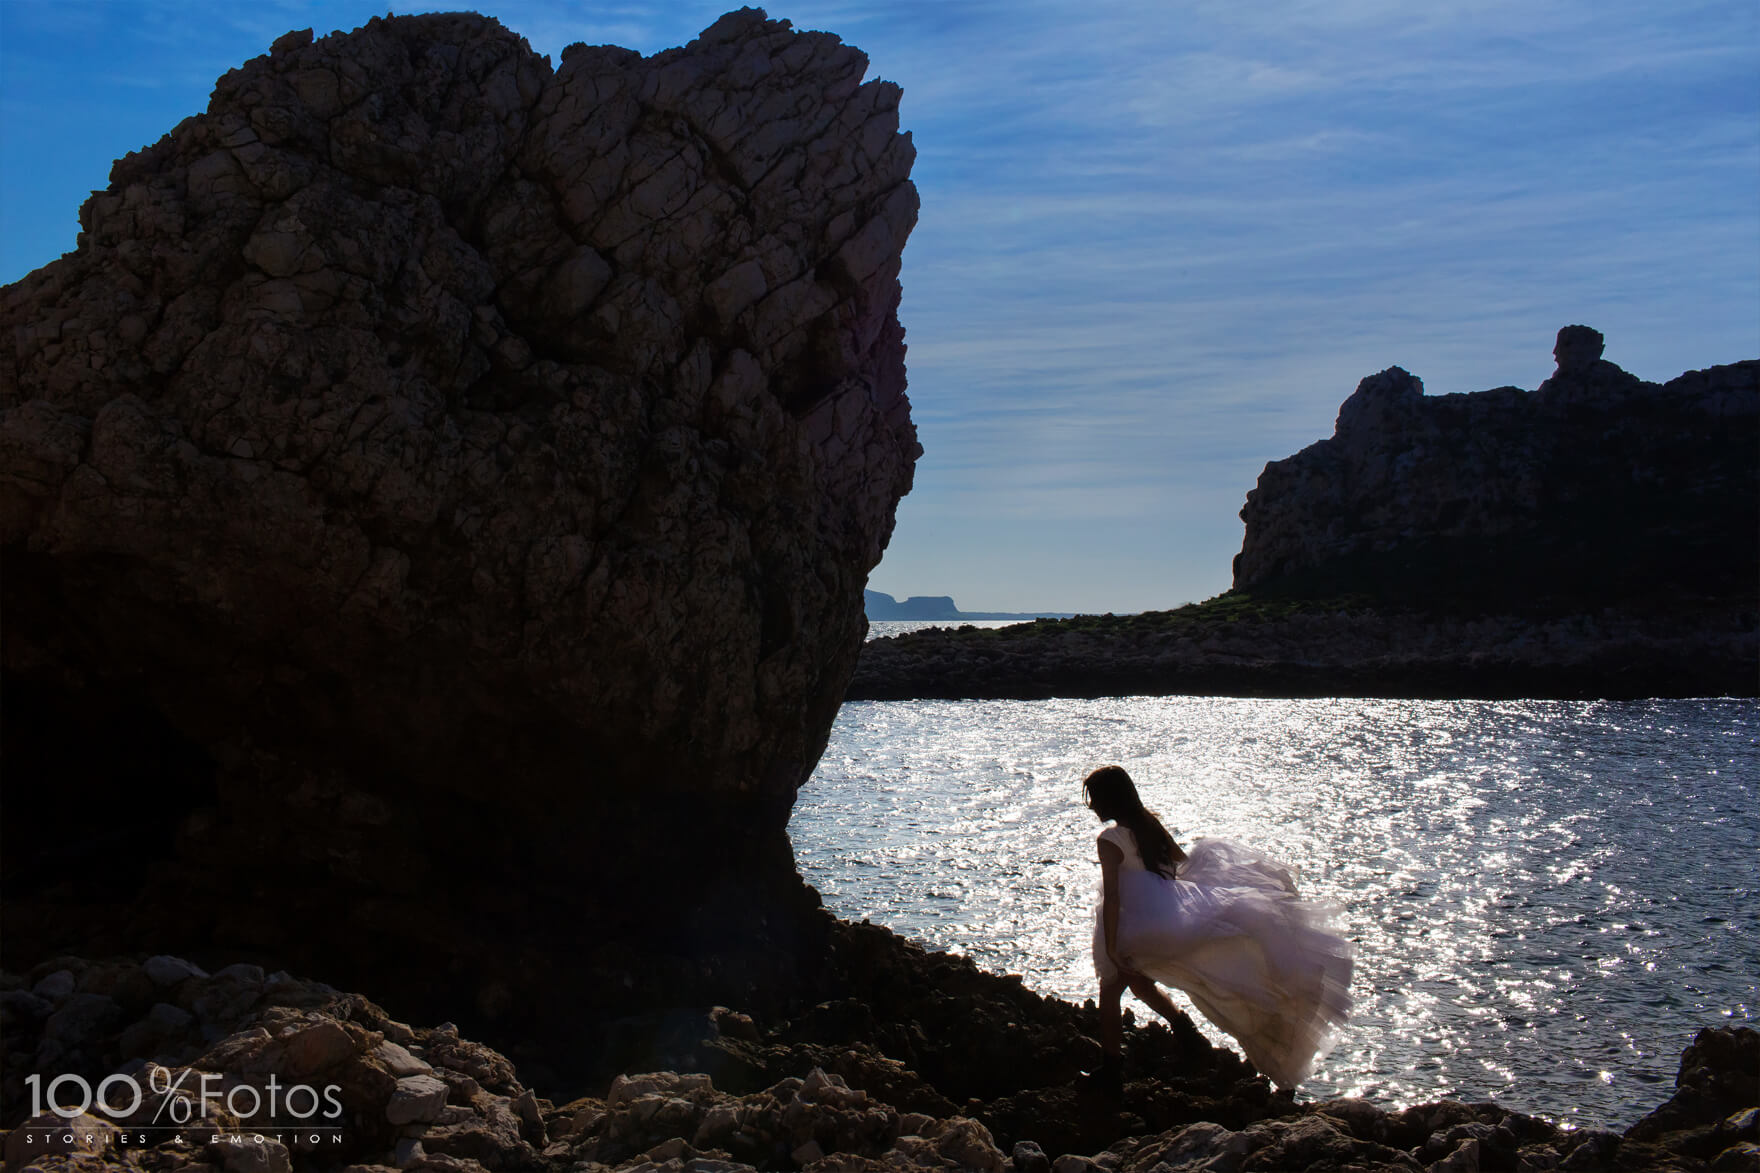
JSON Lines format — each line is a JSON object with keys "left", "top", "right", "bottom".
{"left": 846, "top": 600, "right": 1757, "bottom": 700}
{"left": 1, "top": 9, "right": 917, "bottom": 1054}
{"left": 849, "top": 330, "right": 1757, "bottom": 702}
{"left": 5, "top": 950, "right": 1754, "bottom": 1172}
{"left": 1233, "top": 327, "right": 1758, "bottom": 610}
{"left": 1628, "top": 1027, "right": 1760, "bottom": 1161}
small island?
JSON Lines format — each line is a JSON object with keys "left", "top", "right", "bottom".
{"left": 865, "top": 589, "right": 1073, "bottom": 622}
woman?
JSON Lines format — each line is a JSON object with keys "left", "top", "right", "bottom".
{"left": 1085, "top": 765, "right": 1353, "bottom": 1092}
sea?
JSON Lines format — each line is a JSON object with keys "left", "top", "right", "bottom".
{"left": 789, "top": 622, "right": 1757, "bottom": 1130}
{"left": 866, "top": 619, "right": 1041, "bottom": 639}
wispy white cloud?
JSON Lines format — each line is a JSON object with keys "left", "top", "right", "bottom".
{"left": 2, "top": 0, "right": 1755, "bottom": 611}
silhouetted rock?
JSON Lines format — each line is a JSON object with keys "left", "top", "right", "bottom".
{"left": 1552, "top": 322, "right": 1606, "bottom": 375}
{"left": 864, "top": 590, "right": 962, "bottom": 620}
{"left": 1, "top": 8, "right": 917, "bottom": 1059}
{"left": 1233, "top": 327, "right": 1757, "bottom": 610}
{"left": 1627, "top": 1026, "right": 1760, "bottom": 1159}
{"left": 849, "top": 332, "right": 1757, "bottom": 701}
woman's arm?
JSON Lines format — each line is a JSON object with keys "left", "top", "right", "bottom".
{"left": 1099, "top": 836, "right": 1124, "bottom": 965}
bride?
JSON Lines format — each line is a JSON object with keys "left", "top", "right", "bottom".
{"left": 1083, "top": 765, "right": 1353, "bottom": 1092}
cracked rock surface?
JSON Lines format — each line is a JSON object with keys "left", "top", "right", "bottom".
{"left": 4, "top": 954, "right": 1753, "bottom": 1173}
{"left": 1233, "top": 327, "right": 1757, "bottom": 611}
{"left": 1, "top": 8, "right": 918, "bottom": 1052}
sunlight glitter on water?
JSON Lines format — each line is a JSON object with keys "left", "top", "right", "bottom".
{"left": 788, "top": 697, "right": 1758, "bottom": 1128}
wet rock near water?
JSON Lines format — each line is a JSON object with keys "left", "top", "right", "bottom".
{"left": 1626, "top": 1027, "right": 1760, "bottom": 1164}
{"left": 4, "top": 951, "right": 1755, "bottom": 1173}
{"left": 2, "top": 7, "right": 917, "bottom": 1053}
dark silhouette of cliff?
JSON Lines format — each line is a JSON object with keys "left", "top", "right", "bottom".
{"left": 1233, "top": 326, "right": 1758, "bottom": 614}
{"left": 850, "top": 328, "right": 1756, "bottom": 701}
{"left": 1, "top": 8, "right": 918, "bottom": 1063}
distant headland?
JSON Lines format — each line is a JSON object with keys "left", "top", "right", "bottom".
{"left": 864, "top": 588, "right": 1074, "bottom": 622}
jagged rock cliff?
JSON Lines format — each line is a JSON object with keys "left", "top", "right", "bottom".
{"left": 849, "top": 328, "right": 1756, "bottom": 702}
{"left": 1233, "top": 327, "right": 1758, "bottom": 609}
{"left": 0, "top": 8, "right": 918, "bottom": 1054}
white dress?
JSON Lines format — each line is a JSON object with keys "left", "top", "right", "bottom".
{"left": 1092, "top": 824, "right": 1353, "bottom": 1089}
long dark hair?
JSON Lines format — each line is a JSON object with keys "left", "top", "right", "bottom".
{"left": 1083, "top": 765, "right": 1186, "bottom": 880}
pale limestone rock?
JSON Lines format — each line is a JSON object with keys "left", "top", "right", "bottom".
{"left": 386, "top": 1074, "right": 450, "bottom": 1125}
{"left": 376, "top": 1040, "right": 434, "bottom": 1077}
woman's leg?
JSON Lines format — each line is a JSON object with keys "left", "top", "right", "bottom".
{"left": 1126, "top": 974, "right": 1211, "bottom": 1054}
{"left": 1087, "top": 972, "right": 1126, "bottom": 1094}
{"left": 1098, "top": 973, "right": 1126, "bottom": 1059}
{"left": 1125, "top": 974, "right": 1182, "bottom": 1024}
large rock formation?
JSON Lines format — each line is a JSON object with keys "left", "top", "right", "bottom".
{"left": 0, "top": 8, "right": 918, "bottom": 1058}
{"left": 1233, "top": 326, "right": 1758, "bottom": 610}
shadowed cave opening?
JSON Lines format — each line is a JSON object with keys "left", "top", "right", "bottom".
{"left": 1, "top": 673, "right": 220, "bottom": 932}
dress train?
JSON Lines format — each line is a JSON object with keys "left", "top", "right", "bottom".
{"left": 1093, "top": 830, "right": 1353, "bottom": 1089}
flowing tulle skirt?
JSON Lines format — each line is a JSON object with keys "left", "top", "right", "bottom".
{"left": 1093, "top": 837, "right": 1353, "bottom": 1089}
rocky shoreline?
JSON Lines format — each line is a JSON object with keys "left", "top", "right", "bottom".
{"left": 845, "top": 598, "right": 1757, "bottom": 702}
{"left": 5, "top": 924, "right": 1756, "bottom": 1173}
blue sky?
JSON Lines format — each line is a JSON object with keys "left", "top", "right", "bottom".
{"left": 3, "top": 1, "right": 1756, "bottom": 613}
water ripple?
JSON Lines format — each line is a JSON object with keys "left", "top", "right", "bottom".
{"left": 789, "top": 697, "right": 1758, "bottom": 1128}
